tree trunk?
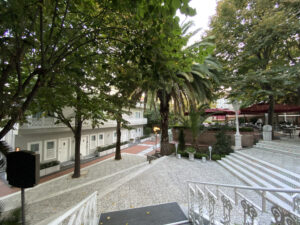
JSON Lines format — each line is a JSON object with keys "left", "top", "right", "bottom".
{"left": 72, "top": 124, "right": 82, "bottom": 178}
{"left": 115, "top": 119, "right": 122, "bottom": 160}
{"left": 158, "top": 90, "right": 171, "bottom": 155}
{"left": 73, "top": 90, "right": 82, "bottom": 178}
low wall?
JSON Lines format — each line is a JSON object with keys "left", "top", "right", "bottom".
{"left": 172, "top": 128, "right": 260, "bottom": 149}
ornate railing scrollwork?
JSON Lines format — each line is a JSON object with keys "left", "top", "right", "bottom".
{"left": 196, "top": 186, "right": 205, "bottom": 225}
{"left": 271, "top": 205, "right": 298, "bottom": 225}
{"left": 207, "top": 191, "right": 216, "bottom": 225}
{"left": 241, "top": 199, "right": 258, "bottom": 225}
{"left": 187, "top": 181, "right": 300, "bottom": 225}
{"left": 221, "top": 195, "right": 232, "bottom": 225}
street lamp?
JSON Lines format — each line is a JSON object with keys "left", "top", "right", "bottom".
{"left": 153, "top": 126, "right": 160, "bottom": 151}
{"left": 232, "top": 101, "right": 242, "bottom": 150}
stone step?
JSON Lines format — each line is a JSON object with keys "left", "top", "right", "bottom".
{"left": 236, "top": 151, "right": 300, "bottom": 183}
{"left": 220, "top": 158, "right": 293, "bottom": 207}
{"left": 217, "top": 160, "right": 293, "bottom": 212}
{"left": 230, "top": 153, "right": 300, "bottom": 189}
{"left": 260, "top": 140, "right": 300, "bottom": 150}
{"left": 257, "top": 141, "right": 300, "bottom": 152}
{"left": 254, "top": 143, "right": 300, "bottom": 158}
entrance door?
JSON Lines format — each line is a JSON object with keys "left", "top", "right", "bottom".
{"left": 58, "top": 138, "right": 69, "bottom": 162}
{"left": 80, "top": 136, "right": 89, "bottom": 156}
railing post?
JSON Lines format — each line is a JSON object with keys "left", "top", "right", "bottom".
{"left": 262, "top": 191, "right": 266, "bottom": 212}
{"left": 234, "top": 187, "right": 238, "bottom": 206}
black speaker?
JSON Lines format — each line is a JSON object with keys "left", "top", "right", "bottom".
{"left": 6, "top": 151, "right": 40, "bottom": 188}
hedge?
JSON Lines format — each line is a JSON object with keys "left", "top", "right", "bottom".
{"left": 97, "top": 141, "right": 128, "bottom": 152}
{"left": 40, "top": 160, "right": 60, "bottom": 170}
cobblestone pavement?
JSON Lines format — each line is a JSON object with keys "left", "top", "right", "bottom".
{"left": 98, "top": 156, "right": 274, "bottom": 225}
{"left": 1, "top": 154, "right": 147, "bottom": 214}
{"left": 0, "top": 139, "right": 158, "bottom": 197}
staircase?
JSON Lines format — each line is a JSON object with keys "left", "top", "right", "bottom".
{"left": 217, "top": 140, "right": 300, "bottom": 212}
{"left": 254, "top": 140, "right": 300, "bottom": 158}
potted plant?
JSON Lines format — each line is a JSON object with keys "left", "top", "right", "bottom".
{"left": 186, "top": 147, "right": 196, "bottom": 161}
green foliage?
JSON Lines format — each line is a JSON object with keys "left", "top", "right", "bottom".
{"left": 213, "top": 126, "right": 233, "bottom": 155}
{"left": 144, "top": 109, "right": 161, "bottom": 127}
{"left": 40, "top": 161, "right": 60, "bottom": 170}
{"left": 211, "top": 154, "right": 222, "bottom": 161}
{"left": 195, "top": 153, "right": 208, "bottom": 159}
{"left": 178, "top": 129, "right": 185, "bottom": 151}
{"left": 185, "top": 147, "right": 196, "bottom": 154}
{"left": 209, "top": 0, "right": 300, "bottom": 108}
{"left": 0, "top": 207, "right": 21, "bottom": 225}
{"left": 97, "top": 141, "right": 128, "bottom": 152}
{"left": 144, "top": 127, "right": 152, "bottom": 135}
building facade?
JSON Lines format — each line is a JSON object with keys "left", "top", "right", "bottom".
{"left": 2, "top": 105, "right": 147, "bottom": 163}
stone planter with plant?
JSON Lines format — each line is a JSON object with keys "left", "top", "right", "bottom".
{"left": 186, "top": 147, "right": 196, "bottom": 161}
{"left": 40, "top": 160, "right": 60, "bottom": 177}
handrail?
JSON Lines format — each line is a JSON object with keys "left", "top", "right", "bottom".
{"left": 187, "top": 181, "right": 300, "bottom": 225}
{"left": 47, "top": 191, "right": 98, "bottom": 225}
{"left": 187, "top": 181, "right": 300, "bottom": 193}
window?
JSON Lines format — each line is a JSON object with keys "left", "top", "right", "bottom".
{"left": 99, "top": 134, "right": 103, "bottom": 140}
{"left": 44, "top": 140, "right": 56, "bottom": 160}
{"left": 91, "top": 135, "right": 96, "bottom": 141}
{"left": 31, "top": 143, "right": 40, "bottom": 152}
{"left": 28, "top": 142, "right": 42, "bottom": 162}
{"left": 135, "top": 112, "right": 141, "bottom": 118}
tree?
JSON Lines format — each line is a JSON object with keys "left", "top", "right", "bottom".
{"left": 35, "top": 52, "right": 111, "bottom": 178}
{"left": 208, "top": 0, "right": 300, "bottom": 126}
{"left": 0, "top": 0, "right": 140, "bottom": 139}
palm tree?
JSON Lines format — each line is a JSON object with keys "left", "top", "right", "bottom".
{"left": 141, "top": 55, "right": 220, "bottom": 155}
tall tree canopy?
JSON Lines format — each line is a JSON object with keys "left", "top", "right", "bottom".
{"left": 208, "top": 0, "right": 300, "bottom": 126}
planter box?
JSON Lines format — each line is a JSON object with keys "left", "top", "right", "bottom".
{"left": 40, "top": 164, "right": 60, "bottom": 177}
{"left": 189, "top": 153, "right": 194, "bottom": 161}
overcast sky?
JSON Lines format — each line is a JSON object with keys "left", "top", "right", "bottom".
{"left": 177, "top": 0, "right": 218, "bottom": 44}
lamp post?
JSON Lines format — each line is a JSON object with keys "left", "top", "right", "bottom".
{"left": 153, "top": 126, "right": 160, "bottom": 152}
{"left": 232, "top": 101, "right": 242, "bottom": 150}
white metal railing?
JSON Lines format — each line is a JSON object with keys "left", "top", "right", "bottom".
{"left": 47, "top": 191, "right": 98, "bottom": 225}
{"left": 187, "top": 181, "right": 300, "bottom": 225}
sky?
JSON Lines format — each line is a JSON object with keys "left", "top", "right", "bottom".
{"left": 177, "top": 0, "right": 218, "bottom": 44}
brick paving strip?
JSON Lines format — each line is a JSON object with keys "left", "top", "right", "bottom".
{"left": 0, "top": 140, "right": 159, "bottom": 198}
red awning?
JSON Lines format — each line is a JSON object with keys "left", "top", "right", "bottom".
{"left": 205, "top": 108, "right": 236, "bottom": 115}
{"left": 240, "top": 103, "right": 300, "bottom": 114}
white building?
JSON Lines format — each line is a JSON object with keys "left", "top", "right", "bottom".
{"left": 2, "top": 104, "right": 147, "bottom": 163}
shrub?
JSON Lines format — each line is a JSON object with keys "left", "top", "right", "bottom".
{"left": 178, "top": 128, "right": 185, "bottom": 151}
{"left": 212, "top": 154, "right": 222, "bottom": 161}
{"left": 144, "top": 127, "right": 152, "bottom": 135}
{"left": 195, "top": 153, "right": 208, "bottom": 159}
{"left": 213, "top": 126, "right": 233, "bottom": 156}
{"left": 97, "top": 141, "right": 128, "bottom": 152}
{"left": 185, "top": 147, "right": 196, "bottom": 154}
{"left": 178, "top": 151, "right": 188, "bottom": 158}
{"left": 0, "top": 207, "right": 21, "bottom": 225}
{"left": 40, "top": 160, "right": 60, "bottom": 170}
